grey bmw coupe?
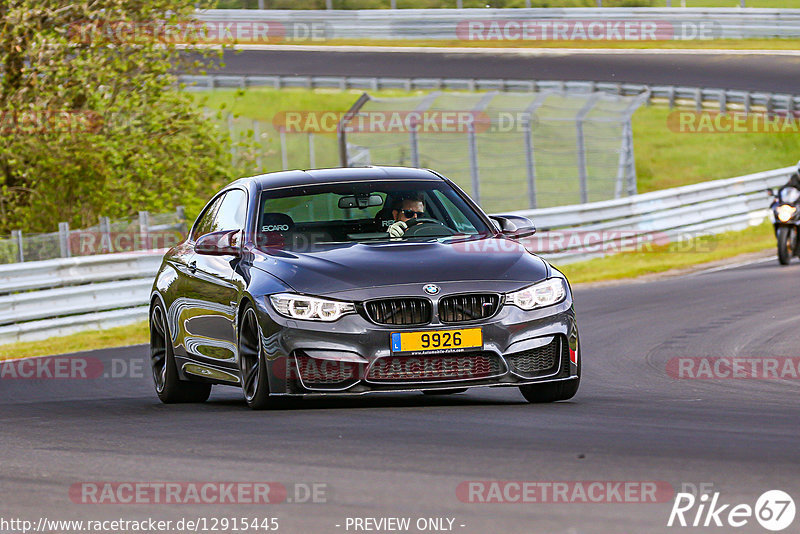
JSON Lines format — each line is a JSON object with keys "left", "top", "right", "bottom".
{"left": 149, "top": 166, "right": 580, "bottom": 409}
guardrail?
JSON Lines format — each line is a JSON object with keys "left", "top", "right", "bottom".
{"left": 511, "top": 166, "right": 790, "bottom": 264}
{"left": 0, "top": 252, "right": 162, "bottom": 344}
{"left": 179, "top": 75, "right": 800, "bottom": 115}
{"left": 197, "top": 8, "right": 800, "bottom": 40}
{"left": 0, "top": 167, "right": 788, "bottom": 345}
{"left": 0, "top": 207, "right": 187, "bottom": 265}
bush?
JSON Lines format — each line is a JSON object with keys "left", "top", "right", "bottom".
{"left": 0, "top": 0, "right": 240, "bottom": 233}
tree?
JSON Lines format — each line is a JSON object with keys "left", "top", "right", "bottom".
{"left": 0, "top": 0, "right": 239, "bottom": 233}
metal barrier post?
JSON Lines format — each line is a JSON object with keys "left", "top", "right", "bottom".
{"left": 58, "top": 222, "right": 71, "bottom": 258}
{"left": 468, "top": 129, "right": 480, "bottom": 204}
{"left": 99, "top": 216, "right": 112, "bottom": 253}
{"left": 280, "top": 129, "right": 288, "bottom": 170}
{"left": 523, "top": 92, "right": 551, "bottom": 209}
{"left": 253, "top": 119, "right": 263, "bottom": 172}
{"left": 410, "top": 126, "right": 420, "bottom": 168}
{"left": 12, "top": 230, "right": 23, "bottom": 262}
{"left": 309, "top": 133, "right": 316, "bottom": 168}
{"left": 138, "top": 211, "right": 150, "bottom": 251}
{"left": 338, "top": 93, "right": 371, "bottom": 167}
{"left": 176, "top": 206, "right": 187, "bottom": 238}
{"left": 408, "top": 92, "right": 438, "bottom": 169}
{"left": 576, "top": 94, "right": 601, "bottom": 204}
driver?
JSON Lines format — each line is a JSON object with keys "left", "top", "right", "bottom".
{"left": 387, "top": 195, "right": 425, "bottom": 237}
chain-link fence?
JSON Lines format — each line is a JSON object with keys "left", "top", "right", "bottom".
{"left": 0, "top": 208, "right": 187, "bottom": 264}
{"left": 211, "top": 89, "right": 646, "bottom": 214}
{"left": 340, "top": 90, "right": 647, "bottom": 213}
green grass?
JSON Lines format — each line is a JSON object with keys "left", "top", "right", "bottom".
{"left": 193, "top": 87, "right": 800, "bottom": 196}
{"left": 558, "top": 221, "right": 774, "bottom": 283}
{"left": 0, "top": 321, "right": 149, "bottom": 361}
{"left": 633, "top": 107, "right": 799, "bottom": 192}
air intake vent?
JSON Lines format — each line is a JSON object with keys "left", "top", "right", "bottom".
{"left": 506, "top": 337, "right": 561, "bottom": 378}
{"left": 364, "top": 298, "right": 431, "bottom": 326}
{"left": 439, "top": 294, "right": 500, "bottom": 323}
{"left": 366, "top": 352, "right": 504, "bottom": 382}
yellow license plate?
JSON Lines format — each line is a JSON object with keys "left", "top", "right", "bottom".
{"left": 391, "top": 328, "right": 483, "bottom": 353}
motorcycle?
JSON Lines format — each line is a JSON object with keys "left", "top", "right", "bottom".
{"left": 768, "top": 186, "right": 800, "bottom": 265}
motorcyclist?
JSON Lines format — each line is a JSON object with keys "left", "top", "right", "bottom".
{"left": 782, "top": 160, "right": 800, "bottom": 190}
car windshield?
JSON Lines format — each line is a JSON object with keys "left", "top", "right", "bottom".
{"left": 257, "top": 179, "right": 491, "bottom": 250}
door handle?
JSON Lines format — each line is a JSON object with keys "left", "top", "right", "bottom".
{"left": 188, "top": 261, "right": 197, "bottom": 273}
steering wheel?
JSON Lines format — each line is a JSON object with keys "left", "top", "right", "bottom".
{"left": 403, "top": 218, "right": 456, "bottom": 237}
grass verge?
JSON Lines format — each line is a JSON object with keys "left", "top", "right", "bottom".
{"left": 0, "top": 321, "right": 149, "bottom": 361}
{"left": 558, "top": 220, "right": 775, "bottom": 283}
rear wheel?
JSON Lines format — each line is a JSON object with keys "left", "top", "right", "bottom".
{"left": 239, "top": 305, "right": 276, "bottom": 410}
{"left": 150, "top": 301, "right": 211, "bottom": 404}
{"left": 777, "top": 226, "right": 795, "bottom": 265}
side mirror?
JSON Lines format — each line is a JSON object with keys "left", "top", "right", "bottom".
{"left": 490, "top": 215, "right": 536, "bottom": 239}
{"left": 195, "top": 229, "right": 242, "bottom": 256}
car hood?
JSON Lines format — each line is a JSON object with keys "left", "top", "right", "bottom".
{"left": 251, "top": 236, "right": 550, "bottom": 296}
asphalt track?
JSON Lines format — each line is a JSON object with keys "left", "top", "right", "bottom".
{"left": 2, "top": 258, "right": 799, "bottom": 533}
{"left": 206, "top": 48, "right": 800, "bottom": 93}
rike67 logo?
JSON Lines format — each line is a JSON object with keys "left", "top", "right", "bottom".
{"left": 668, "top": 490, "right": 795, "bottom": 531}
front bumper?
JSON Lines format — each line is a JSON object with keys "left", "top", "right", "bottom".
{"left": 254, "top": 293, "right": 580, "bottom": 396}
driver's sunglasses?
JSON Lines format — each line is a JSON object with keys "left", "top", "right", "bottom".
{"left": 402, "top": 209, "right": 424, "bottom": 218}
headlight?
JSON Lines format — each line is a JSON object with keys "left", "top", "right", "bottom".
{"left": 507, "top": 278, "right": 567, "bottom": 310}
{"left": 777, "top": 204, "right": 797, "bottom": 223}
{"left": 269, "top": 293, "right": 355, "bottom": 322}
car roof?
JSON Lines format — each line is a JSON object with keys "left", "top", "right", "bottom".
{"left": 234, "top": 166, "right": 443, "bottom": 191}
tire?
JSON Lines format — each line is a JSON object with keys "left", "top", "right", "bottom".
{"left": 238, "top": 304, "right": 275, "bottom": 410}
{"left": 519, "top": 340, "right": 581, "bottom": 403}
{"left": 422, "top": 388, "right": 468, "bottom": 396}
{"left": 777, "top": 226, "right": 795, "bottom": 265}
{"left": 149, "top": 301, "right": 212, "bottom": 404}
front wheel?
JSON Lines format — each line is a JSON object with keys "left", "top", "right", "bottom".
{"left": 777, "top": 226, "right": 795, "bottom": 265}
{"left": 238, "top": 304, "right": 278, "bottom": 410}
{"left": 149, "top": 301, "right": 211, "bottom": 404}
{"left": 519, "top": 340, "right": 581, "bottom": 403}
{"left": 519, "top": 378, "right": 579, "bottom": 403}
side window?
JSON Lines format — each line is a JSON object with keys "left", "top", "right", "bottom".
{"left": 214, "top": 190, "right": 247, "bottom": 232}
{"left": 432, "top": 190, "right": 478, "bottom": 233}
{"left": 192, "top": 194, "right": 224, "bottom": 240}
{"left": 191, "top": 190, "right": 247, "bottom": 240}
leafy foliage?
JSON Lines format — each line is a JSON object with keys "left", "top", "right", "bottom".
{"left": 0, "top": 0, "right": 240, "bottom": 233}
